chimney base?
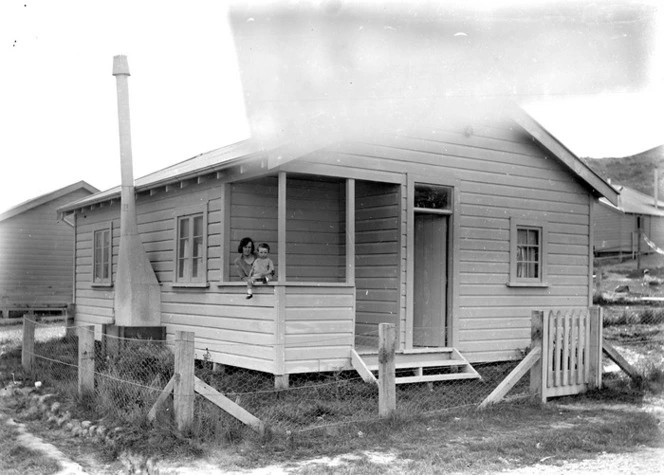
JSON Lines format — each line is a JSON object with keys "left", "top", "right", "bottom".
{"left": 102, "top": 324, "right": 167, "bottom": 356}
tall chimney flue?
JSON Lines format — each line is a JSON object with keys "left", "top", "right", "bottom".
{"left": 112, "top": 55, "right": 161, "bottom": 328}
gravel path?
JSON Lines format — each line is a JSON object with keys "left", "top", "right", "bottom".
{"left": 498, "top": 447, "right": 664, "bottom": 474}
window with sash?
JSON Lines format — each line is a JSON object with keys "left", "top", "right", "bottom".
{"left": 508, "top": 218, "right": 548, "bottom": 287}
{"left": 93, "top": 225, "right": 112, "bottom": 285}
{"left": 175, "top": 212, "right": 207, "bottom": 284}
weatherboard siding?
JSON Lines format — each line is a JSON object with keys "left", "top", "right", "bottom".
{"left": 283, "top": 285, "right": 355, "bottom": 373}
{"left": 0, "top": 189, "right": 92, "bottom": 312}
{"left": 228, "top": 177, "right": 346, "bottom": 282}
{"left": 354, "top": 181, "right": 401, "bottom": 342}
{"left": 291, "top": 118, "right": 593, "bottom": 362}
{"left": 162, "top": 287, "right": 278, "bottom": 373}
{"left": 593, "top": 202, "right": 637, "bottom": 254}
{"left": 72, "top": 178, "right": 356, "bottom": 374}
{"left": 72, "top": 114, "right": 598, "bottom": 368}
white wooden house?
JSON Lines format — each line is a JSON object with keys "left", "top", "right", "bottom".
{"left": 0, "top": 181, "right": 98, "bottom": 318}
{"left": 56, "top": 4, "right": 621, "bottom": 387}
{"left": 57, "top": 107, "right": 618, "bottom": 386}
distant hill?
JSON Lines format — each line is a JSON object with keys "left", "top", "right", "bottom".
{"left": 581, "top": 145, "right": 664, "bottom": 197}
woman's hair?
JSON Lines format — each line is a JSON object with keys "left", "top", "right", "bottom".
{"left": 237, "top": 237, "right": 255, "bottom": 254}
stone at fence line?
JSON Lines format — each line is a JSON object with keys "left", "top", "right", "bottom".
{"left": 50, "top": 401, "right": 61, "bottom": 413}
{"left": 65, "top": 422, "right": 74, "bottom": 431}
{"left": 81, "top": 420, "right": 92, "bottom": 429}
{"left": 37, "top": 393, "right": 55, "bottom": 404}
{"left": 19, "top": 386, "right": 33, "bottom": 397}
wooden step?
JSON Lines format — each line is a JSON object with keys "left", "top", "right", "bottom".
{"left": 351, "top": 347, "right": 481, "bottom": 384}
{"left": 395, "top": 372, "right": 479, "bottom": 385}
{"left": 363, "top": 357, "right": 469, "bottom": 371}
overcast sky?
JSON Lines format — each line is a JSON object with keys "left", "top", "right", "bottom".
{"left": 0, "top": 0, "right": 662, "bottom": 213}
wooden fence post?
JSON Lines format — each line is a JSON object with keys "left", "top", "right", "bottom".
{"left": 588, "top": 307, "right": 603, "bottom": 390}
{"left": 530, "top": 310, "right": 545, "bottom": 402}
{"left": 378, "top": 323, "right": 396, "bottom": 417}
{"left": 174, "top": 331, "right": 195, "bottom": 432}
{"left": 22, "top": 314, "right": 36, "bottom": 373}
{"left": 78, "top": 325, "right": 95, "bottom": 397}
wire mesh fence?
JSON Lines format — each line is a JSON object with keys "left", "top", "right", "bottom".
{"left": 92, "top": 331, "right": 174, "bottom": 426}
{"left": 602, "top": 306, "right": 664, "bottom": 387}
{"left": 16, "top": 305, "right": 662, "bottom": 439}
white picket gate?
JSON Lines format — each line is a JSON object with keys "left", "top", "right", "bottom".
{"left": 539, "top": 308, "right": 603, "bottom": 401}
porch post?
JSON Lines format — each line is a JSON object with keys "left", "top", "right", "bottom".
{"left": 278, "top": 172, "right": 286, "bottom": 284}
{"left": 276, "top": 172, "right": 288, "bottom": 388}
{"left": 346, "top": 179, "right": 355, "bottom": 284}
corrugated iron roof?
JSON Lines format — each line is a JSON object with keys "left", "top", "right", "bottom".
{"left": 58, "top": 139, "right": 267, "bottom": 213}
{"left": 599, "top": 184, "right": 664, "bottom": 217}
{"left": 0, "top": 181, "right": 99, "bottom": 222}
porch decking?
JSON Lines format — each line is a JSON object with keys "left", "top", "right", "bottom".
{"left": 354, "top": 335, "right": 480, "bottom": 384}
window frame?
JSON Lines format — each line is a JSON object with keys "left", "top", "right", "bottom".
{"left": 507, "top": 217, "right": 549, "bottom": 288}
{"left": 173, "top": 204, "right": 209, "bottom": 288}
{"left": 91, "top": 223, "right": 113, "bottom": 287}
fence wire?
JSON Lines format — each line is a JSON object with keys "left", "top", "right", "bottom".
{"left": 602, "top": 306, "right": 664, "bottom": 386}
{"left": 19, "top": 306, "right": 662, "bottom": 438}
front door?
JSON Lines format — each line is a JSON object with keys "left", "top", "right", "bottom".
{"left": 413, "top": 213, "right": 448, "bottom": 347}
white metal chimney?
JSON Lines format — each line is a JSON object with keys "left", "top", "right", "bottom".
{"left": 112, "top": 55, "right": 161, "bottom": 327}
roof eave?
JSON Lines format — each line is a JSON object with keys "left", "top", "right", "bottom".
{"left": 1, "top": 181, "right": 99, "bottom": 222}
{"left": 511, "top": 107, "right": 620, "bottom": 207}
{"left": 57, "top": 153, "right": 267, "bottom": 216}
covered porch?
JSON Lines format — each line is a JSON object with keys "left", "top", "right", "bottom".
{"left": 201, "top": 170, "right": 478, "bottom": 387}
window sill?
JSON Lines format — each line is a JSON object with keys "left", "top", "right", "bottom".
{"left": 91, "top": 282, "right": 113, "bottom": 288}
{"left": 216, "top": 282, "right": 354, "bottom": 287}
{"left": 171, "top": 282, "right": 209, "bottom": 289}
{"left": 506, "top": 281, "right": 549, "bottom": 288}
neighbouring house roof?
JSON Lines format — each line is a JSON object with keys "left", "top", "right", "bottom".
{"left": 599, "top": 184, "right": 664, "bottom": 218}
{"left": 0, "top": 181, "right": 99, "bottom": 222}
{"left": 57, "top": 106, "right": 619, "bottom": 215}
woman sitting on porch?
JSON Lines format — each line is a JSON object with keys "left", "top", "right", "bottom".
{"left": 234, "top": 237, "right": 256, "bottom": 281}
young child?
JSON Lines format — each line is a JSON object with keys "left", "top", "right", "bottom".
{"left": 246, "top": 243, "right": 275, "bottom": 299}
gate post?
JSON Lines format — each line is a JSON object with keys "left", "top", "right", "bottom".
{"left": 588, "top": 307, "right": 603, "bottom": 389}
{"left": 378, "top": 323, "right": 396, "bottom": 417}
{"left": 174, "top": 331, "right": 195, "bottom": 432}
{"left": 530, "top": 311, "right": 545, "bottom": 402}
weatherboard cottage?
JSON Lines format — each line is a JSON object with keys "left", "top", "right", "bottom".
{"left": 593, "top": 184, "right": 664, "bottom": 260}
{"left": 0, "top": 181, "right": 98, "bottom": 319}
{"left": 58, "top": 95, "right": 618, "bottom": 387}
